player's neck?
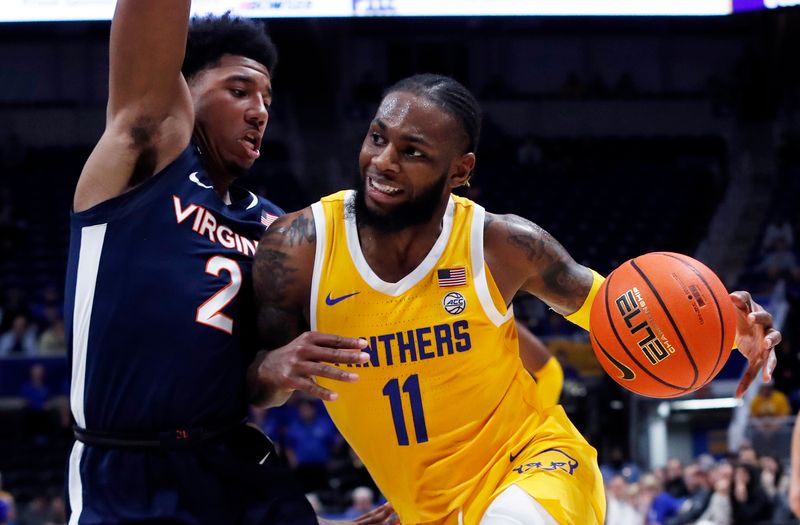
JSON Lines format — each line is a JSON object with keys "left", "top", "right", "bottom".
{"left": 192, "top": 139, "right": 235, "bottom": 199}
{"left": 357, "top": 216, "right": 445, "bottom": 283}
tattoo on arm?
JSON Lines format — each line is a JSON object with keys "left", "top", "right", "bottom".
{"left": 505, "top": 215, "right": 549, "bottom": 263}
{"left": 252, "top": 215, "right": 313, "bottom": 345}
{"left": 253, "top": 210, "right": 315, "bottom": 302}
{"left": 249, "top": 211, "right": 315, "bottom": 406}
{"left": 541, "top": 261, "right": 587, "bottom": 310}
{"left": 498, "top": 214, "right": 591, "bottom": 313}
{"left": 283, "top": 214, "right": 316, "bottom": 247}
{"left": 254, "top": 243, "right": 295, "bottom": 306}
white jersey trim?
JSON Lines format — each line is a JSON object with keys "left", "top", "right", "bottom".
{"left": 471, "top": 205, "right": 514, "bottom": 326}
{"left": 310, "top": 202, "right": 326, "bottom": 331}
{"left": 67, "top": 441, "right": 84, "bottom": 525}
{"left": 71, "top": 223, "right": 107, "bottom": 428}
{"left": 343, "top": 190, "right": 455, "bottom": 296}
{"left": 69, "top": 224, "right": 101, "bottom": 525}
{"left": 246, "top": 191, "right": 258, "bottom": 210}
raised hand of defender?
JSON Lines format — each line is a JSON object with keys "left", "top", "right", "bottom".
{"left": 731, "top": 291, "right": 782, "bottom": 398}
{"left": 256, "top": 332, "right": 369, "bottom": 402}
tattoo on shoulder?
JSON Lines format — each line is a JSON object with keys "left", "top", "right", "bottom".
{"left": 282, "top": 213, "right": 315, "bottom": 247}
{"left": 499, "top": 214, "right": 553, "bottom": 263}
{"left": 496, "top": 214, "right": 588, "bottom": 308}
{"left": 253, "top": 210, "right": 314, "bottom": 306}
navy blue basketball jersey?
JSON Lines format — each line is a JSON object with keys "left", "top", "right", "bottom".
{"left": 64, "top": 144, "right": 281, "bottom": 434}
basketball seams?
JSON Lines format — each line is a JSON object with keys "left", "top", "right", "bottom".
{"left": 631, "top": 257, "right": 700, "bottom": 390}
{"left": 602, "top": 271, "right": 688, "bottom": 394}
{"left": 658, "top": 252, "right": 731, "bottom": 385}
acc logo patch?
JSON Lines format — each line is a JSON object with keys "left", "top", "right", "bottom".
{"left": 442, "top": 292, "right": 466, "bottom": 315}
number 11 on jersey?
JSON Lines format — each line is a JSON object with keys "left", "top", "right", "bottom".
{"left": 382, "top": 374, "right": 428, "bottom": 446}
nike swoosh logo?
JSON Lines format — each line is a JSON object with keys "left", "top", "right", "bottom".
{"left": 325, "top": 292, "right": 360, "bottom": 306}
{"left": 509, "top": 438, "right": 535, "bottom": 463}
{"left": 592, "top": 334, "right": 636, "bottom": 381}
{"left": 188, "top": 172, "right": 213, "bottom": 189}
{"left": 606, "top": 352, "right": 636, "bottom": 380}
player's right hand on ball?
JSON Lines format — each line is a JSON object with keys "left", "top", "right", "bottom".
{"left": 257, "top": 332, "right": 369, "bottom": 402}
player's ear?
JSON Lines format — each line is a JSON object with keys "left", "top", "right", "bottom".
{"left": 449, "top": 152, "right": 476, "bottom": 189}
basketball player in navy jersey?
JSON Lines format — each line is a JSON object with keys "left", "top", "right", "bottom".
{"left": 65, "top": 1, "right": 391, "bottom": 523}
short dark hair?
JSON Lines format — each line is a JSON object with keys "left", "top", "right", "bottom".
{"left": 384, "top": 74, "right": 482, "bottom": 154}
{"left": 182, "top": 13, "right": 278, "bottom": 81}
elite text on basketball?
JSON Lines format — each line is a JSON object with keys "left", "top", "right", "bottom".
{"left": 616, "top": 288, "right": 676, "bottom": 365}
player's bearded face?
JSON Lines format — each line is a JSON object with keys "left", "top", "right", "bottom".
{"left": 352, "top": 171, "right": 448, "bottom": 232}
{"left": 354, "top": 92, "right": 465, "bottom": 232}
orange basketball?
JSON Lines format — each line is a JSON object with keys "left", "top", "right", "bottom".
{"left": 589, "top": 252, "right": 737, "bottom": 398}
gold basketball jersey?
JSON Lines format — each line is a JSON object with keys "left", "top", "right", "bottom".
{"left": 311, "top": 191, "right": 602, "bottom": 524}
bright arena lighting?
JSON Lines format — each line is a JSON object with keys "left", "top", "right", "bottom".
{"left": 670, "top": 398, "right": 742, "bottom": 411}
{"left": 0, "top": 0, "right": 740, "bottom": 23}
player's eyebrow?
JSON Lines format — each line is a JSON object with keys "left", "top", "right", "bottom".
{"left": 225, "top": 74, "right": 273, "bottom": 98}
{"left": 373, "top": 118, "right": 432, "bottom": 147}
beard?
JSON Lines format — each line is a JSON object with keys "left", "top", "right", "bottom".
{"left": 350, "top": 172, "right": 448, "bottom": 233}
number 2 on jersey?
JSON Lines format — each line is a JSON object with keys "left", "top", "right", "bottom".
{"left": 196, "top": 256, "right": 242, "bottom": 334}
{"left": 382, "top": 374, "right": 429, "bottom": 446}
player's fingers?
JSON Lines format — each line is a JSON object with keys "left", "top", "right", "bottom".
{"left": 372, "top": 503, "right": 394, "bottom": 519}
{"left": 765, "top": 329, "right": 782, "bottom": 349}
{"left": 306, "top": 344, "right": 370, "bottom": 365}
{"left": 311, "top": 332, "right": 368, "bottom": 349}
{"left": 748, "top": 311, "right": 773, "bottom": 327}
{"left": 737, "top": 343, "right": 769, "bottom": 397}
{"left": 736, "top": 365, "right": 758, "bottom": 398}
{"left": 293, "top": 377, "right": 339, "bottom": 401}
{"left": 298, "top": 361, "right": 360, "bottom": 383}
{"left": 729, "top": 291, "right": 751, "bottom": 311}
{"left": 353, "top": 503, "right": 396, "bottom": 524}
{"left": 763, "top": 349, "right": 777, "bottom": 382}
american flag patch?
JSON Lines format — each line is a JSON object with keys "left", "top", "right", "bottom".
{"left": 437, "top": 267, "right": 467, "bottom": 287}
{"left": 261, "top": 211, "right": 279, "bottom": 228}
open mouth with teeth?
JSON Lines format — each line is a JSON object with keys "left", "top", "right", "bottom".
{"left": 368, "top": 175, "right": 401, "bottom": 195}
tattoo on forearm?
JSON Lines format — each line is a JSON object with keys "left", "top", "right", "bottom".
{"left": 542, "top": 261, "right": 588, "bottom": 310}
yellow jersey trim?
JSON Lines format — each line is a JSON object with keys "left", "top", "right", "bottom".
{"left": 564, "top": 269, "right": 605, "bottom": 331}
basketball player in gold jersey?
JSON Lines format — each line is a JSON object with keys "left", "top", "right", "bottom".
{"left": 248, "top": 74, "right": 781, "bottom": 524}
